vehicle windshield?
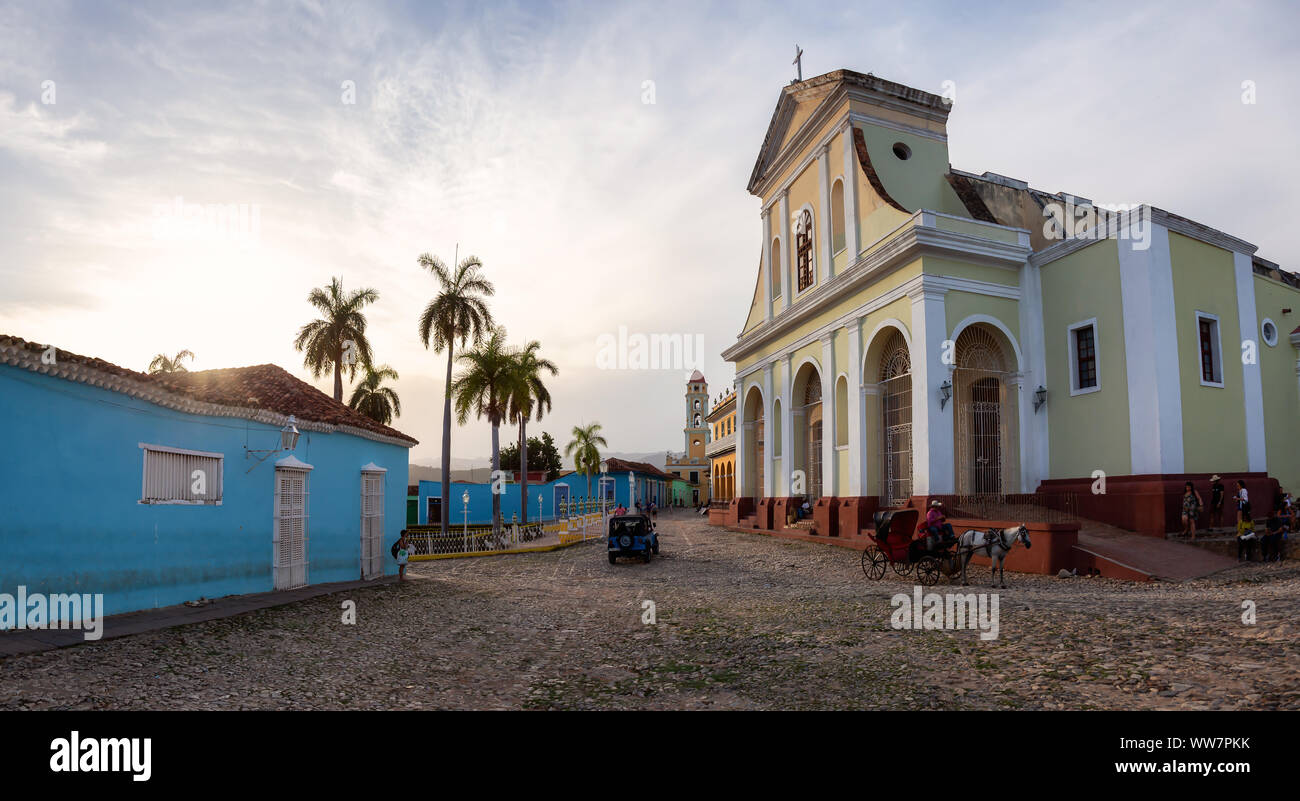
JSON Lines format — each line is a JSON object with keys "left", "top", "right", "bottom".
{"left": 611, "top": 519, "right": 647, "bottom": 537}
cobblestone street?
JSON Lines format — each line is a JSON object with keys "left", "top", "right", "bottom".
{"left": 3, "top": 513, "right": 1297, "bottom": 710}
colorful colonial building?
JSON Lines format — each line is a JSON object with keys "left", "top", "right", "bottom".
{"left": 706, "top": 388, "right": 736, "bottom": 503}
{"left": 665, "top": 370, "right": 712, "bottom": 505}
{"left": 720, "top": 68, "right": 1300, "bottom": 537}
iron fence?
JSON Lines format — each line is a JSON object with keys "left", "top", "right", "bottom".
{"left": 948, "top": 492, "right": 1080, "bottom": 524}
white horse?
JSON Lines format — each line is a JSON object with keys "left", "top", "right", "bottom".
{"left": 958, "top": 525, "right": 1031, "bottom": 588}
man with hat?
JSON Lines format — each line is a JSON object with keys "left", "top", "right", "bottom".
{"left": 1209, "top": 474, "right": 1226, "bottom": 531}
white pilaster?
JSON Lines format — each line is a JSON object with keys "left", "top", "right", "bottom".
{"left": 761, "top": 208, "right": 773, "bottom": 322}
{"left": 909, "top": 283, "right": 953, "bottom": 495}
{"left": 817, "top": 145, "right": 833, "bottom": 284}
{"left": 1234, "top": 251, "right": 1267, "bottom": 473}
{"left": 821, "top": 334, "right": 837, "bottom": 495}
{"left": 1117, "top": 224, "right": 1184, "bottom": 474}
{"left": 1017, "top": 249, "right": 1048, "bottom": 491}
{"left": 763, "top": 365, "right": 775, "bottom": 498}
{"left": 846, "top": 317, "right": 864, "bottom": 495}
{"left": 841, "top": 121, "right": 859, "bottom": 258}
{"left": 781, "top": 353, "right": 794, "bottom": 494}
{"left": 735, "top": 384, "right": 748, "bottom": 500}
{"left": 778, "top": 192, "right": 791, "bottom": 310}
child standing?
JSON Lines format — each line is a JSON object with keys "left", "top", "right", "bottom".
{"left": 391, "top": 530, "right": 411, "bottom": 581}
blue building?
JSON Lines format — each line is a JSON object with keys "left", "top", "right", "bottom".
{"left": 0, "top": 336, "right": 415, "bottom": 621}
{"left": 416, "top": 457, "right": 677, "bottom": 525}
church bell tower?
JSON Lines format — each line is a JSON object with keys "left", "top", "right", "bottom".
{"left": 685, "top": 370, "right": 709, "bottom": 459}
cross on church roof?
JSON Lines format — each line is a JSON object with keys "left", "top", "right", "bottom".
{"left": 792, "top": 44, "right": 803, "bottom": 82}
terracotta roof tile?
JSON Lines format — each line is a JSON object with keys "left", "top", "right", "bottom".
{"left": 0, "top": 334, "right": 417, "bottom": 445}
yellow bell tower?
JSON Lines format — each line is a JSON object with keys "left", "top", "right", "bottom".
{"left": 685, "top": 370, "right": 709, "bottom": 459}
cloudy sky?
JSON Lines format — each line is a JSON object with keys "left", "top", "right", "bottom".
{"left": 2, "top": 0, "right": 1297, "bottom": 465}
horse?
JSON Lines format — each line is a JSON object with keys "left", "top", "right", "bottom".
{"left": 958, "top": 525, "right": 1031, "bottom": 588}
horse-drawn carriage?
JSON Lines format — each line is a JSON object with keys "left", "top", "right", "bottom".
{"left": 860, "top": 508, "right": 1032, "bottom": 587}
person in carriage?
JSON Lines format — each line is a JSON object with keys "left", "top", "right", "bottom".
{"left": 920, "top": 499, "right": 956, "bottom": 552}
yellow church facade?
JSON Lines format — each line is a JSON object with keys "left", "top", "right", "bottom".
{"left": 720, "top": 69, "right": 1300, "bottom": 538}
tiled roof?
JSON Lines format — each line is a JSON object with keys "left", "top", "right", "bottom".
{"left": 0, "top": 334, "right": 417, "bottom": 446}
{"left": 688, "top": 369, "right": 705, "bottom": 382}
{"left": 602, "top": 457, "right": 678, "bottom": 481}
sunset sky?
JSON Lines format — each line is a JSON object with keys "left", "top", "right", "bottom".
{"left": 2, "top": 0, "right": 1297, "bottom": 465}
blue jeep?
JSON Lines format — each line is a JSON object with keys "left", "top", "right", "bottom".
{"left": 607, "top": 514, "right": 659, "bottom": 564}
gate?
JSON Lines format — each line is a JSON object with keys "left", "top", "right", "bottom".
{"left": 878, "top": 331, "right": 912, "bottom": 506}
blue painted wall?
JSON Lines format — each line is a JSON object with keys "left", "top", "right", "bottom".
{"left": 0, "top": 365, "right": 411, "bottom": 620}
{"left": 416, "top": 468, "right": 672, "bottom": 525}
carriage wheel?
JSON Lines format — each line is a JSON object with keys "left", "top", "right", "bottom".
{"left": 916, "top": 555, "right": 941, "bottom": 587}
{"left": 891, "top": 557, "right": 913, "bottom": 577}
{"left": 861, "top": 547, "right": 887, "bottom": 580}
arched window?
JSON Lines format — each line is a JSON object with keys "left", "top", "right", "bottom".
{"left": 795, "top": 209, "right": 814, "bottom": 292}
{"left": 771, "top": 237, "right": 782, "bottom": 297}
{"left": 831, "top": 180, "right": 846, "bottom": 254}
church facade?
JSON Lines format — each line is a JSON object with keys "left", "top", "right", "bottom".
{"left": 720, "top": 68, "right": 1300, "bottom": 536}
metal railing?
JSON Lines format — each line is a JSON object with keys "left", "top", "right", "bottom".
{"left": 405, "top": 512, "right": 606, "bottom": 557}
{"left": 948, "top": 492, "right": 1080, "bottom": 524}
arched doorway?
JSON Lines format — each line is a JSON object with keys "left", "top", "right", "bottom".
{"left": 744, "top": 387, "right": 764, "bottom": 502}
{"left": 878, "top": 331, "right": 912, "bottom": 506}
{"left": 953, "top": 326, "right": 1019, "bottom": 496}
{"left": 792, "top": 362, "right": 823, "bottom": 500}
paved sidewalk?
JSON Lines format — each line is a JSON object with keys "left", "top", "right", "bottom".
{"left": 0, "top": 576, "right": 396, "bottom": 658}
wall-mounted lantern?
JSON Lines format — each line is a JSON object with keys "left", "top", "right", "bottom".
{"left": 1034, "top": 385, "right": 1048, "bottom": 413}
{"left": 245, "top": 415, "right": 301, "bottom": 471}
{"left": 938, "top": 379, "right": 952, "bottom": 411}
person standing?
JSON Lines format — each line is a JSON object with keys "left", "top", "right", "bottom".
{"left": 1209, "top": 474, "right": 1225, "bottom": 530}
{"left": 1263, "top": 502, "right": 1287, "bottom": 563}
{"left": 1180, "top": 481, "right": 1203, "bottom": 540}
{"left": 391, "top": 530, "right": 411, "bottom": 582}
{"left": 1235, "top": 480, "right": 1251, "bottom": 533}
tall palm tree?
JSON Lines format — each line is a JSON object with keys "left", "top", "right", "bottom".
{"left": 348, "top": 364, "right": 402, "bottom": 425}
{"left": 418, "top": 253, "right": 494, "bottom": 535}
{"left": 294, "top": 276, "right": 379, "bottom": 402}
{"left": 565, "top": 422, "right": 607, "bottom": 512}
{"left": 449, "top": 328, "right": 517, "bottom": 535}
{"left": 148, "top": 349, "right": 194, "bottom": 374}
{"left": 506, "top": 340, "right": 558, "bottom": 525}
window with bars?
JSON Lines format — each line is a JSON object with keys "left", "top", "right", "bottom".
{"left": 139, "top": 444, "right": 223, "bottom": 504}
{"left": 1067, "top": 319, "right": 1100, "bottom": 395}
{"left": 796, "top": 209, "right": 814, "bottom": 292}
{"left": 1197, "top": 313, "right": 1223, "bottom": 386}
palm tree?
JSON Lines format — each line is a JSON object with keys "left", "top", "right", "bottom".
{"left": 348, "top": 364, "right": 402, "bottom": 425}
{"left": 418, "top": 253, "right": 494, "bottom": 535}
{"left": 294, "top": 276, "right": 379, "bottom": 403}
{"left": 565, "top": 422, "right": 607, "bottom": 512}
{"left": 449, "top": 327, "right": 517, "bottom": 535}
{"left": 506, "top": 340, "right": 558, "bottom": 525}
{"left": 148, "top": 349, "right": 195, "bottom": 374}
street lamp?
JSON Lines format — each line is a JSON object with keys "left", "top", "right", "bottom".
{"left": 938, "top": 380, "right": 953, "bottom": 411}
{"left": 1033, "top": 385, "right": 1048, "bottom": 413}
{"left": 538, "top": 492, "right": 544, "bottom": 523}
{"left": 244, "top": 415, "right": 302, "bottom": 471}
{"left": 462, "top": 489, "right": 470, "bottom": 552}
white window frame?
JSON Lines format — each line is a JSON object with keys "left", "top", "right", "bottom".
{"left": 273, "top": 459, "right": 312, "bottom": 591}
{"left": 792, "top": 203, "right": 818, "bottom": 299}
{"left": 1195, "top": 310, "right": 1225, "bottom": 388}
{"left": 138, "top": 442, "right": 224, "bottom": 505}
{"left": 360, "top": 464, "right": 386, "bottom": 580}
{"left": 1261, "top": 317, "right": 1279, "bottom": 348}
{"left": 1066, "top": 318, "right": 1101, "bottom": 396}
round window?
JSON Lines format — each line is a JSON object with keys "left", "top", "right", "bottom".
{"left": 1262, "top": 318, "right": 1278, "bottom": 347}
{"left": 892, "top": 142, "right": 912, "bottom": 160}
